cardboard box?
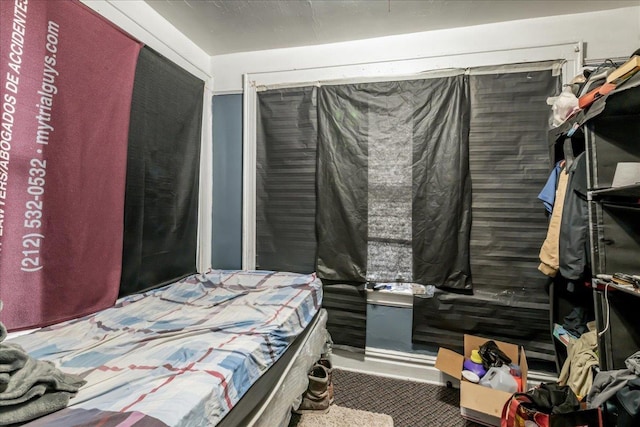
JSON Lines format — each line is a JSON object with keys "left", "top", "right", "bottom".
{"left": 606, "top": 55, "right": 640, "bottom": 83}
{"left": 435, "top": 335, "right": 528, "bottom": 426}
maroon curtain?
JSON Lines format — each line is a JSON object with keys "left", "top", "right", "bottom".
{"left": 0, "top": 0, "right": 142, "bottom": 330}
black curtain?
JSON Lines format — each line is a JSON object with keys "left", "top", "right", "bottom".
{"left": 256, "top": 87, "right": 318, "bottom": 273}
{"left": 256, "top": 67, "right": 559, "bottom": 359}
{"left": 316, "top": 84, "right": 369, "bottom": 282}
{"left": 257, "top": 87, "right": 367, "bottom": 350}
{"left": 316, "top": 76, "right": 471, "bottom": 289}
{"left": 322, "top": 282, "right": 368, "bottom": 351}
{"left": 411, "top": 76, "right": 472, "bottom": 289}
{"left": 413, "top": 67, "right": 562, "bottom": 364}
{"left": 120, "top": 47, "right": 204, "bottom": 296}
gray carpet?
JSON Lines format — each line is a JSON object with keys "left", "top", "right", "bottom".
{"left": 290, "top": 369, "right": 483, "bottom": 427}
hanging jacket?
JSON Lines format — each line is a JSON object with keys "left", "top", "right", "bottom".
{"left": 538, "top": 166, "right": 570, "bottom": 277}
{"left": 559, "top": 152, "right": 590, "bottom": 280}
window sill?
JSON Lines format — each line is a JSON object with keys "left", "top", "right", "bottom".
{"left": 366, "top": 283, "right": 434, "bottom": 308}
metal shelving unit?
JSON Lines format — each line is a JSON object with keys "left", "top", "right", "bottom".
{"left": 547, "top": 71, "right": 640, "bottom": 372}
{"left": 583, "top": 76, "right": 640, "bottom": 370}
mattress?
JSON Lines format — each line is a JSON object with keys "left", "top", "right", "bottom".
{"left": 218, "top": 308, "right": 328, "bottom": 427}
{"left": 9, "top": 270, "right": 323, "bottom": 426}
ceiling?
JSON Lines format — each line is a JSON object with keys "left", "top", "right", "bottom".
{"left": 143, "top": 0, "right": 639, "bottom": 56}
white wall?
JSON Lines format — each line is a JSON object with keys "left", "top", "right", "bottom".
{"left": 211, "top": 6, "right": 640, "bottom": 92}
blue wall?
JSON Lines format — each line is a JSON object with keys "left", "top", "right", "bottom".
{"left": 211, "top": 94, "right": 243, "bottom": 269}
{"left": 367, "top": 304, "right": 437, "bottom": 355}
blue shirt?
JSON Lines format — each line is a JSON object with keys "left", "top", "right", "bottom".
{"left": 538, "top": 161, "right": 564, "bottom": 213}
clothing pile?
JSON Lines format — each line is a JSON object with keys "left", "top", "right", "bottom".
{"left": 0, "top": 302, "right": 85, "bottom": 425}
{"left": 558, "top": 321, "right": 598, "bottom": 400}
{"left": 588, "top": 351, "right": 640, "bottom": 427}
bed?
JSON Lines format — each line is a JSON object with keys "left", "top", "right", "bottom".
{"left": 6, "top": 269, "right": 328, "bottom": 427}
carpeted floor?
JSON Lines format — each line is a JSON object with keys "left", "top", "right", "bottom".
{"left": 290, "top": 369, "right": 483, "bottom": 427}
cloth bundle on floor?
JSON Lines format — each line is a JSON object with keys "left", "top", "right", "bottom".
{"left": 0, "top": 305, "right": 85, "bottom": 425}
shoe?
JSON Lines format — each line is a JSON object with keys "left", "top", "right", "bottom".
{"left": 315, "top": 358, "right": 334, "bottom": 404}
{"left": 293, "top": 365, "right": 330, "bottom": 414}
{"left": 315, "top": 358, "right": 334, "bottom": 405}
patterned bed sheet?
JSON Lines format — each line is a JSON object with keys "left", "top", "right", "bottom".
{"left": 9, "top": 270, "right": 323, "bottom": 426}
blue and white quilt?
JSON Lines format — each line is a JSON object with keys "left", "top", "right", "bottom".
{"left": 9, "top": 270, "right": 322, "bottom": 426}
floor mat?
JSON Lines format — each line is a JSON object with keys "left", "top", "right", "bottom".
{"left": 293, "top": 405, "right": 393, "bottom": 427}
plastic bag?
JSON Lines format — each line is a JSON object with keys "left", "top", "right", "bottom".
{"left": 547, "top": 86, "right": 579, "bottom": 128}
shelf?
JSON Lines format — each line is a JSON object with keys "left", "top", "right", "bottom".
{"left": 594, "top": 76, "right": 640, "bottom": 120}
{"left": 562, "top": 65, "right": 640, "bottom": 372}
{"left": 590, "top": 184, "right": 640, "bottom": 199}
{"left": 607, "top": 282, "right": 640, "bottom": 298}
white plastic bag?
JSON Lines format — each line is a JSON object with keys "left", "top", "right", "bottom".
{"left": 547, "top": 86, "right": 579, "bottom": 127}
